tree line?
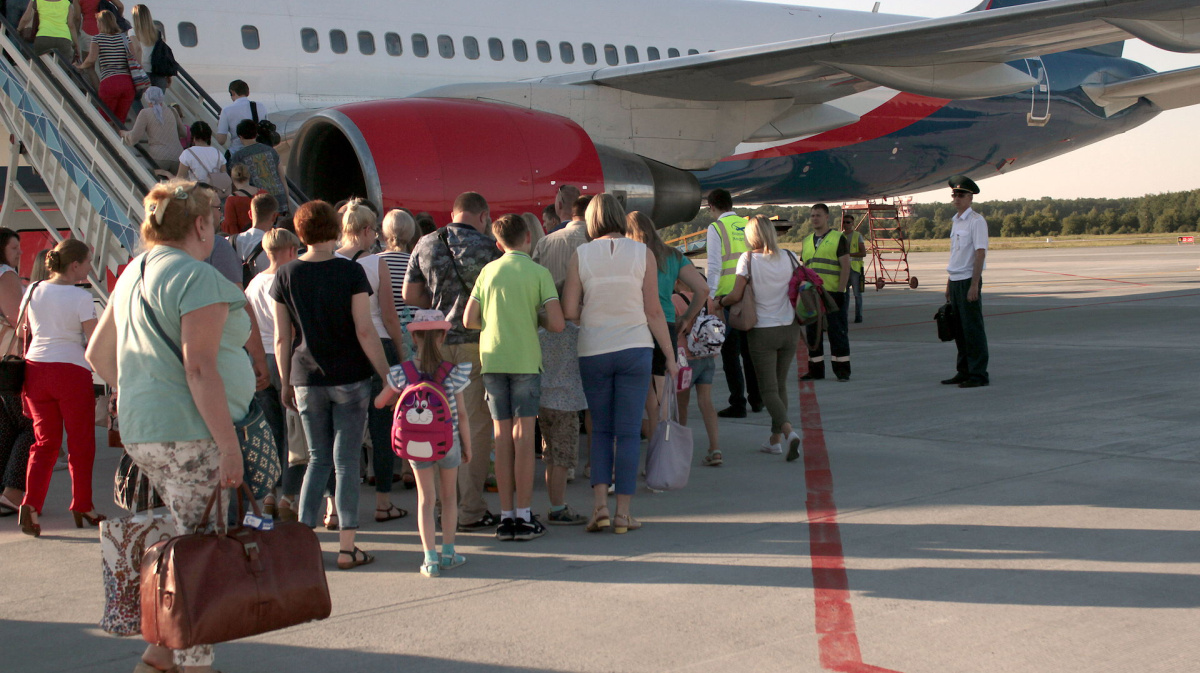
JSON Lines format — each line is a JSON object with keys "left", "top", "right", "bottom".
{"left": 657, "top": 188, "right": 1200, "bottom": 244}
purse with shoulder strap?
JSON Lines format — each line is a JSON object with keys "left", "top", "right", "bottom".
{"left": 726, "top": 254, "right": 757, "bottom": 331}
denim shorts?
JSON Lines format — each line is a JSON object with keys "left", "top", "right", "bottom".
{"left": 689, "top": 355, "right": 717, "bottom": 387}
{"left": 410, "top": 436, "right": 463, "bottom": 471}
{"left": 482, "top": 372, "right": 542, "bottom": 420}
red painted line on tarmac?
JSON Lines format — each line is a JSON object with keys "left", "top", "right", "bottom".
{"left": 798, "top": 356, "right": 903, "bottom": 673}
{"left": 1018, "top": 268, "right": 1149, "bottom": 286}
{"left": 853, "top": 291, "right": 1200, "bottom": 332}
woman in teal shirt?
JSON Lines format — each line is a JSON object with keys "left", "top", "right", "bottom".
{"left": 88, "top": 180, "right": 253, "bottom": 673}
{"left": 625, "top": 211, "right": 708, "bottom": 438}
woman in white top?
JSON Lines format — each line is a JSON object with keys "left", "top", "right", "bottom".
{"left": 18, "top": 239, "right": 104, "bottom": 536}
{"left": 336, "top": 198, "right": 408, "bottom": 520}
{"left": 562, "top": 193, "right": 676, "bottom": 534}
{"left": 718, "top": 215, "right": 802, "bottom": 459}
{"left": 177, "top": 121, "right": 225, "bottom": 182}
{"left": 0, "top": 229, "right": 33, "bottom": 517}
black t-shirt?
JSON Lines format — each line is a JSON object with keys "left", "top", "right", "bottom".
{"left": 270, "top": 257, "right": 374, "bottom": 386}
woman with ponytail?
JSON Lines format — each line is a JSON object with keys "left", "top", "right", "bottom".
{"left": 18, "top": 239, "right": 104, "bottom": 536}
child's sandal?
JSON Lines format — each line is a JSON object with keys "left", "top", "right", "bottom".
{"left": 420, "top": 561, "right": 441, "bottom": 577}
{"left": 702, "top": 450, "right": 723, "bottom": 467}
{"left": 440, "top": 553, "right": 467, "bottom": 570}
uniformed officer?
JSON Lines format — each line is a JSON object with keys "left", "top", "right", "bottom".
{"left": 800, "top": 203, "right": 851, "bottom": 381}
{"left": 841, "top": 212, "right": 867, "bottom": 323}
{"left": 942, "top": 175, "right": 990, "bottom": 388}
{"left": 705, "top": 189, "right": 761, "bottom": 417}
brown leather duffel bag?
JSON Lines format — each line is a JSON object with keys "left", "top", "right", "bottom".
{"left": 140, "top": 485, "right": 331, "bottom": 649}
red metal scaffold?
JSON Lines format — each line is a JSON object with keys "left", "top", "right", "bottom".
{"left": 841, "top": 197, "right": 918, "bottom": 290}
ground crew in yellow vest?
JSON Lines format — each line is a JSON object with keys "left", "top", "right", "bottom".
{"left": 705, "top": 188, "right": 761, "bottom": 417}
{"left": 800, "top": 203, "right": 852, "bottom": 382}
{"left": 841, "top": 213, "right": 867, "bottom": 323}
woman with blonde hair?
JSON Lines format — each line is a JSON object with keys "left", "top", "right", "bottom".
{"left": 717, "top": 215, "right": 803, "bottom": 459}
{"left": 521, "top": 212, "right": 545, "bottom": 249}
{"left": 562, "top": 193, "right": 676, "bottom": 534}
{"left": 337, "top": 198, "right": 409, "bottom": 520}
{"left": 624, "top": 211, "right": 708, "bottom": 438}
{"left": 19, "top": 239, "right": 104, "bottom": 536}
{"left": 87, "top": 180, "right": 255, "bottom": 672}
{"left": 78, "top": 9, "right": 138, "bottom": 124}
{"left": 131, "top": 4, "right": 170, "bottom": 89}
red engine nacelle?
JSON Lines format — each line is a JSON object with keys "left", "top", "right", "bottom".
{"left": 287, "top": 98, "right": 699, "bottom": 226}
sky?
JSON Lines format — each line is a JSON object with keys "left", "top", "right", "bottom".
{"left": 755, "top": 0, "right": 1200, "bottom": 203}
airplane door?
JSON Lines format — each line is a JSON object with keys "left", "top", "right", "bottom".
{"left": 1024, "top": 57, "right": 1051, "bottom": 126}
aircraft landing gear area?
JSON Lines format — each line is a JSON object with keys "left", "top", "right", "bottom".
{"left": 843, "top": 199, "right": 917, "bottom": 291}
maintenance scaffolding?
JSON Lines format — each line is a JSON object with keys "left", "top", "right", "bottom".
{"left": 841, "top": 198, "right": 918, "bottom": 290}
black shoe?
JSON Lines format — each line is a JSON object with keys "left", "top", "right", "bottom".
{"left": 717, "top": 406, "right": 747, "bottom": 418}
{"left": 853, "top": 317, "right": 862, "bottom": 323}
{"left": 513, "top": 515, "right": 546, "bottom": 541}
{"left": 836, "top": 376, "right": 850, "bottom": 382}
{"left": 958, "top": 379, "right": 989, "bottom": 388}
{"left": 496, "top": 517, "right": 518, "bottom": 541}
{"left": 941, "top": 374, "right": 968, "bottom": 385}
{"left": 750, "top": 403, "right": 765, "bottom": 413}
{"left": 800, "top": 373, "right": 824, "bottom": 381}
{"left": 458, "top": 510, "right": 499, "bottom": 532}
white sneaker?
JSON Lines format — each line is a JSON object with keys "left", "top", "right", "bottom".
{"left": 786, "top": 432, "right": 802, "bottom": 462}
{"left": 759, "top": 441, "right": 783, "bottom": 455}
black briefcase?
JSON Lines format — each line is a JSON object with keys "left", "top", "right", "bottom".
{"left": 934, "top": 303, "right": 957, "bottom": 342}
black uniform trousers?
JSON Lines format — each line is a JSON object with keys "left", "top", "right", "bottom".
{"left": 805, "top": 291, "right": 850, "bottom": 379}
{"left": 948, "top": 279, "right": 989, "bottom": 383}
{"left": 721, "top": 309, "right": 761, "bottom": 411}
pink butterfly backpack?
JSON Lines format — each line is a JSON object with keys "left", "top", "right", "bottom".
{"left": 391, "top": 361, "right": 456, "bottom": 462}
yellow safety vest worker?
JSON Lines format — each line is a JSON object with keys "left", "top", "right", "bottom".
{"left": 801, "top": 230, "right": 845, "bottom": 290}
{"left": 713, "top": 214, "right": 749, "bottom": 296}
{"left": 848, "top": 231, "right": 865, "bottom": 274}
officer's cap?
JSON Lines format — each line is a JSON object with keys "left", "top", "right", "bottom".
{"left": 948, "top": 175, "right": 980, "bottom": 195}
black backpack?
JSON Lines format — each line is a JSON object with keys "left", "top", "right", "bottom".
{"left": 150, "top": 37, "right": 179, "bottom": 77}
{"left": 239, "top": 238, "right": 265, "bottom": 287}
{"left": 250, "top": 102, "right": 281, "bottom": 147}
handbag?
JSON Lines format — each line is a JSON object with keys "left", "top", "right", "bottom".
{"left": 675, "top": 347, "right": 692, "bottom": 392}
{"left": 17, "top": 2, "right": 38, "bottom": 43}
{"left": 136, "top": 255, "right": 280, "bottom": 499}
{"left": 646, "top": 386, "right": 693, "bottom": 491}
{"left": 128, "top": 55, "right": 151, "bottom": 96}
{"left": 114, "top": 451, "right": 165, "bottom": 512}
{"left": 100, "top": 511, "right": 174, "bottom": 636}
{"left": 140, "top": 484, "right": 331, "bottom": 649}
{"left": 726, "top": 254, "right": 757, "bottom": 331}
{"left": 934, "top": 302, "right": 958, "bottom": 342}
{"left": 286, "top": 408, "right": 308, "bottom": 467}
{"left": 0, "top": 281, "right": 42, "bottom": 395}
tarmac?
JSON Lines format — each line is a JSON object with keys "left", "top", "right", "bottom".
{"left": 2, "top": 243, "right": 1198, "bottom": 673}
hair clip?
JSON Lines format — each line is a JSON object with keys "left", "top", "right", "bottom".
{"left": 173, "top": 186, "right": 189, "bottom": 201}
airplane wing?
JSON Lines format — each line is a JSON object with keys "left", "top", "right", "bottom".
{"left": 1083, "top": 64, "right": 1200, "bottom": 114}
{"left": 537, "top": 0, "right": 1200, "bottom": 104}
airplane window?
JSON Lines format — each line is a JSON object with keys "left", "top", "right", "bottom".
{"left": 604, "top": 44, "right": 618, "bottom": 66}
{"left": 536, "top": 40, "right": 551, "bottom": 63}
{"left": 301, "top": 28, "right": 319, "bottom": 53}
{"left": 624, "top": 46, "right": 639, "bottom": 63}
{"left": 582, "top": 42, "right": 596, "bottom": 65}
{"left": 559, "top": 42, "right": 574, "bottom": 64}
{"left": 385, "top": 32, "right": 402, "bottom": 56}
{"left": 464, "top": 36, "right": 480, "bottom": 60}
{"left": 177, "top": 22, "right": 197, "bottom": 48}
{"left": 668, "top": 48, "right": 680, "bottom": 58}
{"left": 413, "top": 33, "right": 429, "bottom": 58}
{"left": 330, "top": 29, "right": 347, "bottom": 54}
{"left": 438, "top": 35, "right": 455, "bottom": 58}
{"left": 241, "top": 26, "right": 260, "bottom": 50}
{"left": 513, "top": 39, "right": 528, "bottom": 62}
{"left": 358, "top": 31, "right": 375, "bottom": 55}
{"left": 687, "top": 49, "right": 699, "bottom": 55}
{"left": 489, "top": 37, "right": 504, "bottom": 61}
{"left": 647, "top": 47, "right": 660, "bottom": 61}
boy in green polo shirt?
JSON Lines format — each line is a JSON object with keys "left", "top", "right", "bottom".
{"left": 464, "top": 214, "right": 564, "bottom": 541}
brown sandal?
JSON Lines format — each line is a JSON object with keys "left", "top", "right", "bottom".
{"left": 586, "top": 506, "right": 611, "bottom": 533}
{"left": 612, "top": 514, "right": 641, "bottom": 534}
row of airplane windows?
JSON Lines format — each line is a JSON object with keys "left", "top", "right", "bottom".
{"left": 169, "top": 22, "right": 705, "bottom": 65}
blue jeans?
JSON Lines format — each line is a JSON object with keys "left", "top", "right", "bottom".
{"left": 580, "top": 347, "right": 652, "bottom": 496}
{"left": 295, "top": 380, "right": 371, "bottom": 530}
{"left": 367, "top": 339, "right": 402, "bottom": 493}
{"left": 256, "top": 357, "right": 307, "bottom": 496}
{"left": 848, "top": 270, "right": 863, "bottom": 320}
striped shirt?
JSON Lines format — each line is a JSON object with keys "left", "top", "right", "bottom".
{"left": 378, "top": 250, "right": 413, "bottom": 325}
{"left": 94, "top": 33, "right": 131, "bottom": 81}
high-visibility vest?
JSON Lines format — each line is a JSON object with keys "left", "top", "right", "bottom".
{"left": 713, "top": 214, "right": 749, "bottom": 296}
{"left": 848, "top": 231, "right": 865, "bottom": 274}
{"left": 802, "top": 230, "right": 845, "bottom": 290}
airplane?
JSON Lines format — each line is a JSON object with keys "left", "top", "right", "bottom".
{"left": 138, "top": 0, "right": 1199, "bottom": 225}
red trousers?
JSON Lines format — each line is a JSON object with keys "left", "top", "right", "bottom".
{"left": 22, "top": 361, "right": 96, "bottom": 514}
{"left": 99, "top": 74, "right": 135, "bottom": 125}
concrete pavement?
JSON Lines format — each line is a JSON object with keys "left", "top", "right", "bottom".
{"left": 2, "top": 243, "right": 1198, "bottom": 673}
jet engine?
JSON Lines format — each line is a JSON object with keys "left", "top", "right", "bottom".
{"left": 288, "top": 98, "right": 700, "bottom": 227}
